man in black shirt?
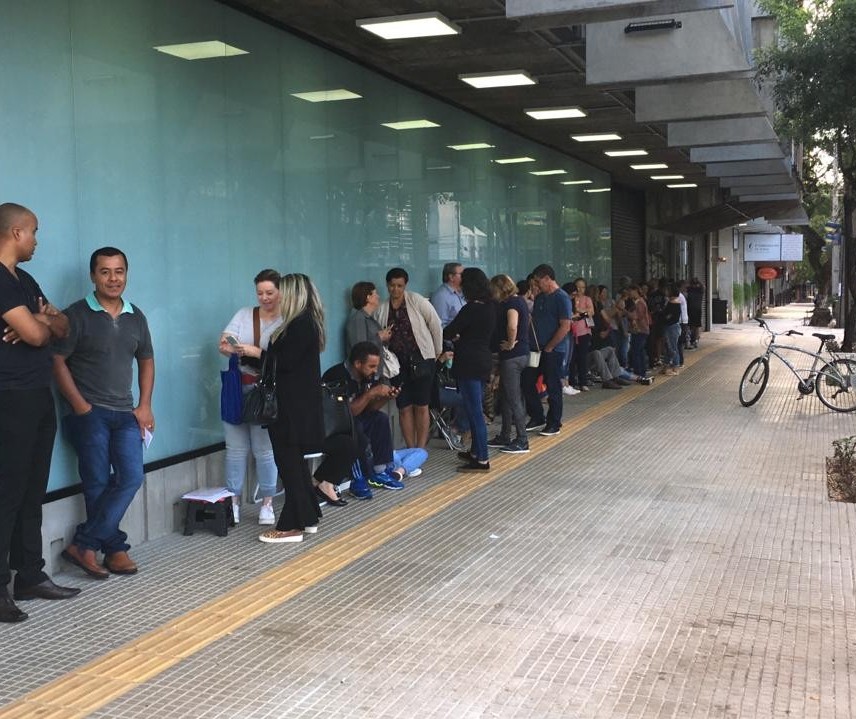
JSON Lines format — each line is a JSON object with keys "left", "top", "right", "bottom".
{"left": 0, "top": 203, "right": 80, "bottom": 622}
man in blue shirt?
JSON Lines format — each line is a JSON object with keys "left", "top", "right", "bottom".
{"left": 430, "top": 262, "right": 466, "bottom": 328}
{"left": 524, "top": 264, "right": 572, "bottom": 436}
{"left": 54, "top": 247, "right": 155, "bottom": 580}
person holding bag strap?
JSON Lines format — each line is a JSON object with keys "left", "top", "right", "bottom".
{"left": 345, "top": 281, "right": 399, "bottom": 380}
{"left": 218, "top": 269, "right": 282, "bottom": 526}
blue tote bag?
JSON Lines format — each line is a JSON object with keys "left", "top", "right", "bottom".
{"left": 220, "top": 354, "right": 243, "bottom": 425}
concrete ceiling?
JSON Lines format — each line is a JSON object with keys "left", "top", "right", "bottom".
{"left": 223, "top": 0, "right": 713, "bottom": 192}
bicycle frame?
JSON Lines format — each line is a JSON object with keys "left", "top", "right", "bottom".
{"left": 763, "top": 342, "right": 827, "bottom": 384}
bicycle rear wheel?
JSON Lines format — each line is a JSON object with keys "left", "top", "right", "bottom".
{"left": 816, "top": 359, "right": 856, "bottom": 412}
{"left": 739, "top": 357, "right": 769, "bottom": 406}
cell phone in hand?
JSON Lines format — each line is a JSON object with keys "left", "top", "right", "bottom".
{"left": 225, "top": 335, "right": 240, "bottom": 347}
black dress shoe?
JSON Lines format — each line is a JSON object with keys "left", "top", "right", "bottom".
{"left": 457, "top": 450, "right": 475, "bottom": 462}
{"left": 457, "top": 457, "right": 490, "bottom": 472}
{"left": 0, "top": 595, "right": 28, "bottom": 622}
{"left": 314, "top": 486, "right": 347, "bottom": 507}
{"left": 14, "top": 578, "right": 81, "bottom": 601}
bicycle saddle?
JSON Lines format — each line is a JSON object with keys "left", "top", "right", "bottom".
{"left": 812, "top": 333, "right": 835, "bottom": 341}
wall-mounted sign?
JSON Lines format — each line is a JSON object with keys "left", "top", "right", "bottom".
{"left": 757, "top": 267, "right": 779, "bottom": 280}
{"left": 743, "top": 232, "right": 804, "bottom": 262}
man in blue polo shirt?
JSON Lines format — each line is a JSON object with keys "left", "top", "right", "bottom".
{"left": 524, "top": 263, "right": 572, "bottom": 436}
{"left": 430, "top": 262, "right": 466, "bottom": 328}
{"left": 54, "top": 247, "right": 154, "bottom": 579}
{"left": 0, "top": 202, "right": 80, "bottom": 623}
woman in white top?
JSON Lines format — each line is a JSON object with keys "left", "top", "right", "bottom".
{"left": 218, "top": 269, "right": 283, "bottom": 525}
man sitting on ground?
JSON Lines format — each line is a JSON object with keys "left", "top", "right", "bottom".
{"left": 322, "top": 342, "right": 427, "bottom": 497}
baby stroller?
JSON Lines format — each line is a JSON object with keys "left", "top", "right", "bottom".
{"left": 429, "top": 361, "right": 465, "bottom": 451}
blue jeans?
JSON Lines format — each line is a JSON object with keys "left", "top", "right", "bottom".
{"left": 223, "top": 420, "right": 278, "bottom": 498}
{"left": 630, "top": 333, "right": 649, "bottom": 378}
{"left": 65, "top": 405, "right": 145, "bottom": 554}
{"left": 664, "top": 323, "right": 681, "bottom": 368}
{"left": 457, "top": 378, "right": 488, "bottom": 461}
{"left": 438, "top": 386, "right": 470, "bottom": 433}
{"left": 392, "top": 448, "right": 428, "bottom": 474}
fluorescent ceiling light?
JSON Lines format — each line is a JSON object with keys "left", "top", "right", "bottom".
{"left": 525, "top": 107, "right": 586, "bottom": 120}
{"left": 356, "top": 12, "right": 461, "bottom": 40}
{"left": 572, "top": 133, "right": 622, "bottom": 142}
{"left": 493, "top": 157, "right": 536, "bottom": 164}
{"left": 447, "top": 143, "right": 495, "bottom": 151}
{"left": 291, "top": 89, "right": 362, "bottom": 102}
{"left": 631, "top": 163, "right": 668, "bottom": 170}
{"left": 668, "top": 183, "right": 698, "bottom": 188}
{"left": 427, "top": 165, "right": 452, "bottom": 171}
{"left": 310, "top": 134, "right": 336, "bottom": 141}
{"left": 604, "top": 149, "right": 648, "bottom": 157}
{"left": 561, "top": 180, "right": 593, "bottom": 185}
{"left": 381, "top": 119, "right": 440, "bottom": 130}
{"left": 651, "top": 174, "right": 684, "bottom": 180}
{"left": 530, "top": 169, "right": 567, "bottom": 176}
{"left": 459, "top": 71, "right": 537, "bottom": 89}
{"left": 584, "top": 188, "right": 611, "bottom": 193}
{"left": 153, "top": 41, "right": 248, "bottom": 61}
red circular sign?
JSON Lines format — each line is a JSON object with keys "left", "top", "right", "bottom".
{"left": 757, "top": 267, "right": 779, "bottom": 280}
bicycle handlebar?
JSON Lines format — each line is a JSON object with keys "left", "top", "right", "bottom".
{"left": 787, "top": 330, "right": 803, "bottom": 336}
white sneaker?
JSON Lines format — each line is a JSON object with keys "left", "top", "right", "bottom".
{"left": 407, "top": 468, "right": 423, "bottom": 478}
{"left": 258, "top": 504, "right": 275, "bottom": 525}
{"left": 231, "top": 503, "right": 240, "bottom": 524}
{"left": 562, "top": 385, "right": 580, "bottom": 396}
{"left": 304, "top": 525, "right": 319, "bottom": 534}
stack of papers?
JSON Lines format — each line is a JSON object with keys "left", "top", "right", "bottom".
{"left": 181, "top": 487, "right": 235, "bottom": 503}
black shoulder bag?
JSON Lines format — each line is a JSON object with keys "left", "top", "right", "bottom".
{"left": 242, "top": 346, "right": 278, "bottom": 425}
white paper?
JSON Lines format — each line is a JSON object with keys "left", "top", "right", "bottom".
{"left": 182, "top": 487, "right": 236, "bottom": 503}
{"left": 143, "top": 428, "right": 154, "bottom": 449}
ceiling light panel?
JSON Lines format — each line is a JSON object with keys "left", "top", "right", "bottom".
{"left": 584, "top": 188, "right": 611, "bottom": 193}
{"left": 530, "top": 169, "right": 567, "bottom": 176}
{"left": 447, "top": 143, "right": 495, "bottom": 151}
{"left": 525, "top": 107, "right": 586, "bottom": 120}
{"left": 572, "top": 133, "right": 622, "bottom": 142}
{"left": 667, "top": 183, "right": 698, "bottom": 188}
{"left": 631, "top": 163, "right": 668, "bottom": 170}
{"left": 604, "top": 149, "right": 648, "bottom": 157}
{"left": 561, "top": 180, "right": 593, "bottom": 185}
{"left": 153, "top": 41, "right": 248, "bottom": 60}
{"left": 459, "top": 71, "right": 537, "bottom": 88}
{"left": 356, "top": 12, "right": 461, "bottom": 40}
{"left": 381, "top": 119, "right": 440, "bottom": 130}
{"left": 651, "top": 175, "right": 684, "bottom": 180}
{"left": 493, "top": 157, "right": 536, "bottom": 164}
{"left": 291, "top": 89, "right": 362, "bottom": 102}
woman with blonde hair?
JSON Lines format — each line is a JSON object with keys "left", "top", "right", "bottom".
{"left": 486, "top": 274, "right": 531, "bottom": 454}
{"left": 258, "top": 273, "right": 327, "bottom": 543}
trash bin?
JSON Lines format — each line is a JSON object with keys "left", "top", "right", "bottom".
{"left": 712, "top": 298, "right": 728, "bottom": 324}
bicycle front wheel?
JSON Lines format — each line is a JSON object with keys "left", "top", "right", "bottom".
{"left": 816, "top": 359, "right": 856, "bottom": 412}
{"left": 739, "top": 357, "right": 769, "bottom": 406}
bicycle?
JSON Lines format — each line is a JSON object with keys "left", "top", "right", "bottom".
{"left": 738, "top": 318, "right": 856, "bottom": 412}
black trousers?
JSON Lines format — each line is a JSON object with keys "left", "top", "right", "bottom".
{"left": 313, "top": 434, "right": 359, "bottom": 486}
{"left": 0, "top": 388, "right": 56, "bottom": 588}
{"left": 267, "top": 425, "right": 322, "bottom": 532}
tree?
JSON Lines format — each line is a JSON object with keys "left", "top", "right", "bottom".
{"left": 756, "top": 0, "right": 856, "bottom": 345}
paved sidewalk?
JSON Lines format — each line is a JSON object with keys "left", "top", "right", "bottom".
{"left": 2, "top": 304, "right": 856, "bottom": 719}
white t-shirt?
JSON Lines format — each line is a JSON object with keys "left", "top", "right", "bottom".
{"left": 223, "top": 307, "right": 283, "bottom": 375}
{"left": 678, "top": 293, "right": 689, "bottom": 324}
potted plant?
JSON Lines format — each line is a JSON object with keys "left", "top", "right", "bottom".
{"left": 827, "top": 436, "right": 856, "bottom": 502}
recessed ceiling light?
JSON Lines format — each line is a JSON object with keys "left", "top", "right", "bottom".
{"left": 631, "top": 163, "right": 668, "bottom": 170}
{"left": 584, "top": 188, "right": 611, "bottom": 193}
{"left": 290, "top": 89, "right": 362, "bottom": 102}
{"left": 459, "top": 71, "right": 537, "bottom": 89}
{"left": 447, "top": 143, "right": 495, "bottom": 151}
{"left": 530, "top": 169, "right": 567, "bottom": 176}
{"left": 309, "top": 134, "right": 336, "bottom": 141}
{"left": 525, "top": 107, "right": 586, "bottom": 120}
{"left": 604, "top": 149, "right": 648, "bottom": 157}
{"left": 561, "top": 180, "right": 593, "bottom": 185}
{"left": 493, "top": 157, "right": 536, "bottom": 164}
{"left": 381, "top": 119, "right": 440, "bottom": 130}
{"left": 153, "top": 41, "right": 249, "bottom": 60}
{"left": 651, "top": 175, "right": 684, "bottom": 180}
{"left": 356, "top": 12, "right": 461, "bottom": 40}
{"left": 667, "top": 183, "right": 698, "bottom": 188}
{"left": 571, "top": 133, "right": 622, "bottom": 142}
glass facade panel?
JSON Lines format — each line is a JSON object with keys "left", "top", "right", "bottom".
{"left": 0, "top": 0, "right": 610, "bottom": 490}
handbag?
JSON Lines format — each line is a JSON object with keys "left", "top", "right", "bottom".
{"left": 381, "top": 346, "right": 400, "bottom": 379}
{"left": 409, "top": 355, "right": 434, "bottom": 380}
{"left": 321, "top": 381, "right": 354, "bottom": 439}
{"left": 241, "top": 350, "right": 278, "bottom": 425}
{"left": 220, "top": 354, "right": 243, "bottom": 425}
{"left": 527, "top": 316, "right": 542, "bottom": 368}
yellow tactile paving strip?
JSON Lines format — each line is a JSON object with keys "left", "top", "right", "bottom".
{"left": 0, "top": 340, "right": 727, "bottom": 719}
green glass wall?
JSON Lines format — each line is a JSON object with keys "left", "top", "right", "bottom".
{"left": 0, "top": 0, "right": 611, "bottom": 491}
